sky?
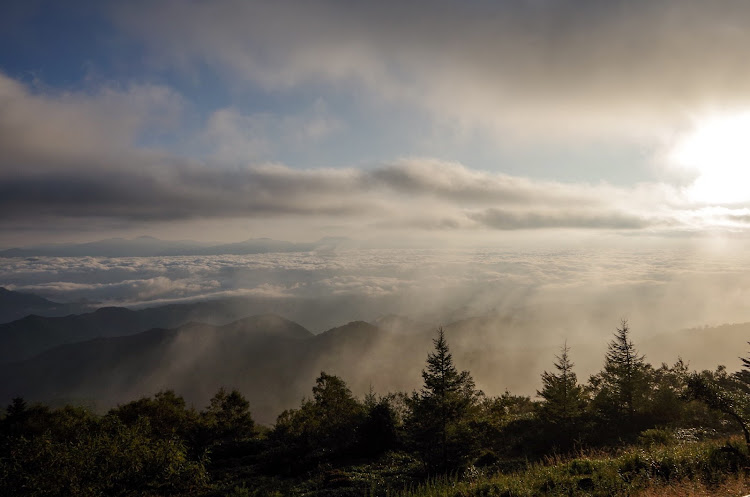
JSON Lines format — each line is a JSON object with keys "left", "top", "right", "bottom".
{"left": 3, "top": 0, "right": 750, "bottom": 247}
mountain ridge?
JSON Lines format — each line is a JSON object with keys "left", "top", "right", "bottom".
{"left": 0, "top": 287, "right": 92, "bottom": 324}
{"left": 2, "top": 286, "right": 750, "bottom": 425}
{"left": 0, "top": 301, "right": 317, "bottom": 363}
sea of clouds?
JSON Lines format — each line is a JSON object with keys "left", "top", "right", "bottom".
{"left": 3, "top": 246, "right": 750, "bottom": 335}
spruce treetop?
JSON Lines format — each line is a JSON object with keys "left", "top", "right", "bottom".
{"left": 421, "top": 327, "right": 475, "bottom": 401}
{"left": 605, "top": 320, "right": 645, "bottom": 373}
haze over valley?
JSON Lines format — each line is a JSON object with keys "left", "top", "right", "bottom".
{"left": 2, "top": 237, "right": 750, "bottom": 423}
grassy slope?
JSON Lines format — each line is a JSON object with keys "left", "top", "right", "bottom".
{"left": 396, "top": 438, "right": 750, "bottom": 497}
{"left": 201, "top": 437, "right": 749, "bottom": 497}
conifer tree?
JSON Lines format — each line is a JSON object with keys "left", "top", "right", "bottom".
{"left": 590, "top": 320, "right": 651, "bottom": 425}
{"left": 538, "top": 342, "right": 586, "bottom": 428}
{"left": 406, "top": 327, "right": 480, "bottom": 471}
{"left": 6, "top": 397, "right": 27, "bottom": 419}
{"left": 421, "top": 327, "right": 477, "bottom": 407}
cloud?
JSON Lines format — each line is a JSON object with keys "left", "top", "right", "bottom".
{"left": 11, "top": 277, "right": 220, "bottom": 302}
{"left": 0, "top": 72, "right": 723, "bottom": 236}
{"left": 5, "top": 245, "right": 750, "bottom": 336}
{"left": 469, "top": 208, "right": 650, "bottom": 230}
{"left": 0, "top": 153, "right": 669, "bottom": 231}
{"left": 114, "top": 0, "right": 750, "bottom": 138}
{"left": 0, "top": 73, "right": 183, "bottom": 173}
{"left": 202, "top": 100, "right": 343, "bottom": 163}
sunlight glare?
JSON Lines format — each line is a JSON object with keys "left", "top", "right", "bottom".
{"left": 669, "top": 111, "right": 750, "bottom": 204}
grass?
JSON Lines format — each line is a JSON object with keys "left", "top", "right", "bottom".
{"left": 206, "top": 451, "right": 426, "bottom": 497}
{"left": 202, "top": 438, "right": 750, "bottom": 497}
{"left": 396, "top": 438, "right": 750, "bottom": 497}
{"left": 635, "top": 475, "right": 750, "bottom": 496}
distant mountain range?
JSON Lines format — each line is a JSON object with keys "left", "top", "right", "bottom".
{"left": 0, "top": 314, "right": 317, "bottom": 422}
{"left": 0, "top": 291, "right": 380, "bottom": 362}
{"left": 0, "top": 287, "right": 426, "bottom": 355}
{"left": 1, "top": 308, "right": 747, "bottom": 424}
{"left": 0, "top": 305, "right": 545, "bottom": 423}
{"left": 0, "top": 287, "right": 92, "bottom": 324}
{"left": 0, "top": 315, "right": 397, "bottom": 423}
{"left": 1, "top": 287, "right": 749, "bottom": 425}
{"left": 0, "top": 304, "right": 252, "bottom": 363}
{"left": 0, "top": 236, "right": 352, "bottom": 258}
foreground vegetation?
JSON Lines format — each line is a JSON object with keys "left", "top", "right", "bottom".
{"left": 400, "top": 438, "right": 750, "bottom": 497}
{"left": 2, "top": 320, "right": 749, "bottom": 496}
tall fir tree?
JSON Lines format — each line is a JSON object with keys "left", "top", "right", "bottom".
{"left": 406, "top": 327, "right": 481, "bottom": 471}
{"left": 590, "top": 320, "right": 651, "bottom": 426}
{"left": 537, "top": 342, "right": 586, "bottom": 429}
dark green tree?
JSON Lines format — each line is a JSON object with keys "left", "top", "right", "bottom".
{"left": 472, "top": 391, "right": 537, "bottom": 460}
{"left": 108, "top": 389, "right": 198, "bottom": 442}
{"left": 537, "top": 342, "right": 587, "bottom": 444}
{"left": 737, "top": 342, "right": 750, "bottom": 386}
{"left": 0, "top": 405, "right": 207, "bottom": 496}
{"left": 6, "top": 397, "right": 27, "bottom": 418}
{"left": 687, "top": 346, "right": 750, "bottom": 451}
{"left": 686, "top": 369, "right": 750, "bottom": 450}
{"left": 648, "top": 358, "right": 691, "bottom": 426}
{"left": 202, "top": 387, "right": 255, "bottom": 443}
{"left": 313, "top": 372, "right": 365, "bottom": 450}
{"left": 272, "top": 372, "right": 365, "bottom": 463}
{"left": 0, "top": 398, "right": 53, "bottom": 441}
{"left": 1, "top": 397, "right": 28, "bottom": 437}
{"left": 406, "top": 327, "right": 481, "bottom": 471}
{"left": 360, "top": 393, "right": 401, "bottom": 456}
{"left": 742, "top": 342, "right": 750, "bottom": 370}
{"left": 590, "top": 320, "right": 652, "bottom": 426}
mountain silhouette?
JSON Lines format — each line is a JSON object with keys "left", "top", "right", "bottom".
{"left": 0, "top": 313, "right": 550, "bottom": 423}
{"left": 1, "top": 305, "right": 748, "bottom": 425}
{"left": 0, "top": 287, "right": 91, "bottom": 324}
{"left": 0, "top": 302, "right": 311, "bottom": 363}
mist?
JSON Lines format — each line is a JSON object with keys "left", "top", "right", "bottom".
{"left": 3, "top": 238, "right": 750, "bottom": 423}
{"left": 5, "top": 240, "right": 750, "bottom": 329}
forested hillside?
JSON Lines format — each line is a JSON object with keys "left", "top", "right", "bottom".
{"left": 2, "top": 321, "right": 749, "bottom": 496}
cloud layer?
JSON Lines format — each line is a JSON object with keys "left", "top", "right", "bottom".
{"left": 4, "top": 2, "right": 750, "bottom": 241}
{"left": 116, "top": 0, "right": 750, "bottom": 136}
{"left": 5, "top": 244, "right": 750, "bottom": 334}
{"left": 0, "top": 71, "right": 706, "bottom": 235}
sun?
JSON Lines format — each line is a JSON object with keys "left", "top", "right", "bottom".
{"left": 669, "top": 111, "right": 750, "bottom": 204}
